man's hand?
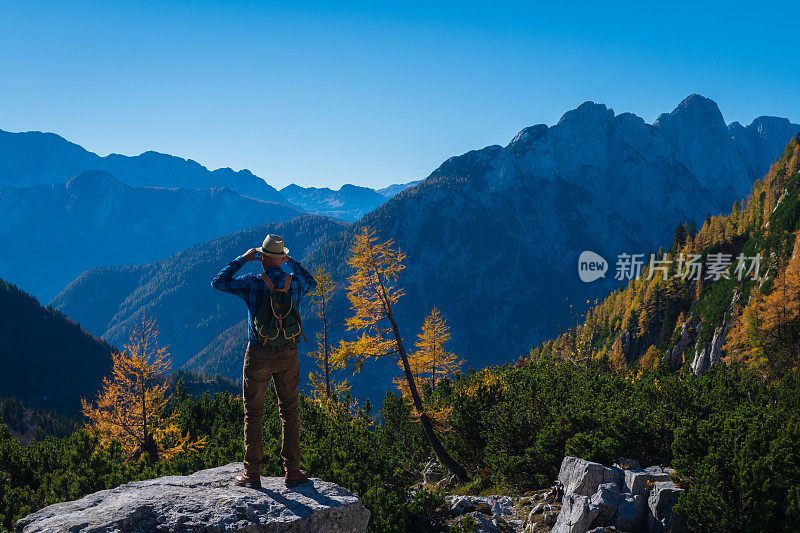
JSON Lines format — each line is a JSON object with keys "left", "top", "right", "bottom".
{"left": 242, "top": 248, "right": 260, "bottom": 262}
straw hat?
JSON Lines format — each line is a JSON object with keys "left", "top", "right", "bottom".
{"left": 258, "top": 234, "right": 289, "bottom": 257}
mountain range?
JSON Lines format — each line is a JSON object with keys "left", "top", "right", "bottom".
{"left": 0, "top": 129, "right": 287, "bottom": 203}
{"left": 0, "top": 170, "right": 304, "bottom": 302}
{"left": 279, "top": 183, "right": 389, "bottom": 221}
{"left": 534, "top": 129, "right": 800, "bottom": 379}
{"left": 376, "top": 180, "right": 421, "bottom": 197}
{"left": 303, "top": 94, "right": 798, "bottom": 363}
{"left": 0, "top": 129, "right": 422, "bottom": 301}
{"left": 50, "top": 215, "right": 348, "bottom": 373}
{"left": 49, "top": 94, "right": 799, "bottom": 402}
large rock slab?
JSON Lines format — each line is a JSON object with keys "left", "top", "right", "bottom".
{"left": 558, "top": 456, "right": 623, "bottom": 498}
{"left": 613, "top": 493, "right": 641, "bottom": 532}
{"left": 15, "top": 463, "right": 370, "bottom": 533}
{"left": 588, "top": 482, "right": 619, "bottom": 527}
{"left": 647, "top": 481, "right": 687, "bottom": 532}
{"left": 552, "top": 493, "right": 594, "bottom": 533}
{"left": 622, "top": 466, "right": 672, "bottom": 498}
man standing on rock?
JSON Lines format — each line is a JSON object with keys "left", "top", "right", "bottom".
{"left": 211, "top": 234, "right": 316, "bottom": 489}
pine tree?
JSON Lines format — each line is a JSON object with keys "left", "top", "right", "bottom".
{"left": 81, "top": 315, "right": 204, "bottom": 461}
{"left": 332, "top": 228, "right": 470, "bottom": 481}
{"left": 673, "top": 223, "right": 687, "bottom": 250}
{"left": 686, "top": 220, "right": 698, "bottom": 238}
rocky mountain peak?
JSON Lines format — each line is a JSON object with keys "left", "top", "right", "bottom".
{"left": 654, "top": 93, "right": 726, "bottom": 131}
{"left": 507, "top": 124, "right": 548, "bottom": 152}
{"left": 556, "top": 101, "right": 615, "bottom": 130}
{"left": 654, "top": 93, "right": 750, "bottom": 193}
{"left": 745, "top": 116, "right": 800, "bottom": 152}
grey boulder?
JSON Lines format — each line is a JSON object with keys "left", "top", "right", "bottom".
{"left": 647, "top": 481, "right": 687, "bottom": 532}
{"left": 613, "top": 492, "right": 641, "bottom": 531}
{"left": 552, "top": 493, "right": 595, "bottom": 533}
{"left": 558, "top": 456, "right": 624, "bottom": 498}
{"left": 15, "top": 463, "right": 370, "bottom": 533}
{"left": 453, "top": 511, "right": 498, "bottom": 533}
{"left": 623, "top": 466, "right": 672, "bottom": 498}
{"left": 589, "top": 482, "right": 620, "bottom": 527}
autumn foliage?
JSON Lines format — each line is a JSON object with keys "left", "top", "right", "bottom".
{"left": 308, "top": 267, "right": 350, "bottom": 404}
{"left": 393, "top": 307, "right": 462, "bottom": 427}
{"left": 726, "top": 232, "right": 800, "bottom": 375}
{"left": 331, "top": 228, "right": 406, "bottom": 369}
{"left": 81, "top": 315, "right": 204, "bottom": 461}
{"left": 531, "top": 133, "right": 800, "bottom": 375}
{"left": 333, "top": 227, "right": 469, "bottom": 481}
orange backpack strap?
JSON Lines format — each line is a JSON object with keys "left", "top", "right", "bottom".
{"left": 260, "top": 273, "right": 276, "bottom": 292}
{"left": 282, "top": 273, "right": 291, "bottom": 292}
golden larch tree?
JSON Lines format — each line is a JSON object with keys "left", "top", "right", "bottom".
{"left": 82, "top": 315, "right": 204, "bottom": 462}
{"left": 393, "top": 307, "right": 462, "bottom": 427}
{"left": 400, "top": 307, "right": 462, "bottom": 391}
{"left": 726, "top": 232, "right": 800, "bottom": 374}
{"left": 638, "top": 345, "right": 661, "bottom": 371}
{"left": 761, "top": 234, "right": 800, "bottom": 365}
{"left": 308, "top": 267, "right": 350, "bottom": 403}
{"left": 332, "top": 227, "right": 470, "bottom": 481}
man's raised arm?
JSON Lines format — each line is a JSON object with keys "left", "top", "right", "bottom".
{"left": 211, "top": 250, "right": 256, "bottom": 296}
{"left": 286, "top": 257, "right": 317, "bottom": 298}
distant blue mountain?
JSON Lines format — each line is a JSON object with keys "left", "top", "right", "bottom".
{"left": 376, "top": 180, "right": 420, "bottom": 197}
{"left": 0, "top": 129, "right": 288, "bottom": 204}
{"left": 50, "top": 215, "right": 348, "bottom": 373}
{"left": 41, "top": 95, "right": 800, "bottom": 404}
{"left": 0, "top": 171, "right": 304, "bottom": 301}
{"left": 279, "top": 183, "right": 388, "bottom": 221}
{"left": 297, "top": 95, "right": 799, "bottom": 401}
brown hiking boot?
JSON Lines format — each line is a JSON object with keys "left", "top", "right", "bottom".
{"left": 285, "top": 469, "right": 309, "bottom": 488}
{"left": 234, "top": 471, "right": 261, "bottom": 489}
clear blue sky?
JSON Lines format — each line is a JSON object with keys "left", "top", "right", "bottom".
{"left": 2, "top": 0, "right": 798, "bottom": 189}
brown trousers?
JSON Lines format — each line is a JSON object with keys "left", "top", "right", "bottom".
{"left": 242, "top": 341, "right": 300, "bottom": 475}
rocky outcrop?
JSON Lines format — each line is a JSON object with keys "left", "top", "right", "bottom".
{"left": 557, "top": 456, "right": 624, "bottom": 498}
{"left": 422, "top": 457, "right": 444, "bottom": 484}
{"left": 446, "top": 494, "right": 522, "bottom": 532}
{"left": 691, "top": 289, "right": 740, "bottom": 376}
{"left": 15, "top": 463, "right": 370, "bottom": 533}
{"left": 623, "top": 466, "right": 672, "bottom": 496}
{"left": 590, "top": 482, "right": 620, "bottom": 525}
{"left": 554, "top": 494, "right": 593, "bottom": 533}
{"left": 648, "top": 481, "right": 686, "bottom": 532}
{"left": 663, "top": 318, "right": 698, "bottom": 370}
{"left": 551, "top": 456, "right": 686, "bottom": 533}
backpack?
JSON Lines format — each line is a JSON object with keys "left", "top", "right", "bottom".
{"left": 252, "top": 273, "right": 307, "bottom": 347}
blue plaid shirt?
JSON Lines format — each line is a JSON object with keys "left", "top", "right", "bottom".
{"left": 211, "top": 255, "right": 317, "bottom": 343}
